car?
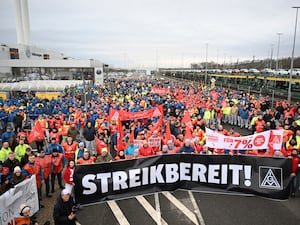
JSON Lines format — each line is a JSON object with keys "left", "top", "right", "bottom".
{"left": 261, "top": 68, "right": 275, "bottom": 75}
{"left": 274, "top": 69, "right": 288, "bottom": 76}
{"left": 288, "top": 68, "right": 300, "bottom": 76}
{"left": 248, "top": 68, "right": 260, "bottom": 74}
{"left": 240, "top": 69, "right": 249, "bottom": 73}
{"left": 231, "top": 69, "right": 240, "bottom": 74}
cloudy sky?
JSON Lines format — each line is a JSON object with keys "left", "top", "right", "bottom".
{"left": 0, "top": 0, "right": 299, "bottom": 68}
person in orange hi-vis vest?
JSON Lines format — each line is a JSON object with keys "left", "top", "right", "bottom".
{"left": 22, "top": 154, "right": 44, "bottom": 209}
{"left": 36, "top": 150, "right": 52, "bottom": 198}
{"left": 62, "top": 136, "right": 78, "bottom": 162}
{"left": 51, "top": 149, "right": 64, "bottom": 193}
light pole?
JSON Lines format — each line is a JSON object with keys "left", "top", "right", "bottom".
{"left": 275, "top": 33, "right": 283, "bottom": 71}
{"left": 270, "top": 44, "right": 274, "bottom": 69}
{"left": 288, "top": 6, "right": 300, "bottom": 102}
{"left": 205, "top": 43, "right": 208, "bottom": 85}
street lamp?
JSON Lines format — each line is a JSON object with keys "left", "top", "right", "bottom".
{"left": 205, "top": 43, "right": 208, "bottom": 85}
{"left": 275, "top": 33, "right": 283, "bottom": 71}
{"left": 288, "top": 6, "right": 300, "bottom": 102}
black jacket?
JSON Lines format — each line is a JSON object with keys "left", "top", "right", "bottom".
{"left": 83, "top": 126, "right": 96, "bottom": 141}
{"left": 53, "top": 195, "right": 77, "bottom": 225}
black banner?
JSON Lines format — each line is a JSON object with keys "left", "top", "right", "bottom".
{"left": 74, "top": 155, "right": 292, "bottom": 205}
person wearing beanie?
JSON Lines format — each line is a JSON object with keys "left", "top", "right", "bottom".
{"left": 96, "top": 147, "right": 113, "bottom": 163}
{"left": 74, "top": 142, "right": 87, "bottom": 164}
{"left": 11, "top": 165, "right": 26, "bottom": 186}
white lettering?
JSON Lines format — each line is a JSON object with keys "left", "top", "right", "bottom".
{"left": 229, "top": 165, "right": 243, "bottom": 185}
{"left": 165, "top": 163, "right": 179, "bottom": 183}
{"left": 180, "top": 162, "right": 191, "bottom": 181}
{"left": 150, "top": 164, "right": 165, "bottom": 184}
{"left": 129, "top": 168, "right": 141, "bottom": 188}
{"left": 97, "top": 173, "right": 111, "bottom": 193}
{"left": 221, "top": 164, "right": 228, "bottom": 184}
{"left": 142, "top": 167, "right": 149, "bottom": 185}
{"left": 192, "top": 164, "right": 207, "bottom": 182}
{"left": 82, "top": 174, "right": 97, "bottom": 195}
{"left": 113, "top": 171, "right": 128, "bottom": 191}
{"left": 208, "top": 165, "right": 220, "bottom": 184}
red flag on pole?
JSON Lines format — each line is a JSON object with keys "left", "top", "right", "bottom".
{"left": 95, "top": 135, "right": 108, "bottom": 155}
{"left": 165, "top": 121, "right": 171, "bottom": 142}
{"left": 182, "top": 111, "right": 193, "bottom": 131}
{"left": 116, "top": 118, "right": 124, "bottom": 151}
{"left": 129, "top": 126, "right": 135, "bottom": 143}
{"left": 184, "top": 126, "right": 193, "bottom": 141}
{"left": 27, "top": 122, "right": 45, "bottom": 144}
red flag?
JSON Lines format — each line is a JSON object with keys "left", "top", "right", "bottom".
{"left": 182, "top": 111, "right": 193, "bottom": 131}
{"left": 129, "top": 126, "right": 135, "bottom": 143}
{"left": 184, "top": 126, "right": 193, "bottom": 141}
{"left": 165, "top": 121, "right": 171, "bottom": 142}
{"left": 28, "top": 122, "right": 45, "bottom": 143}
{"left": 116, "top": 118, "right": 124, "bottom": 151}
{"left": 95, "top": 135, "right": 108, "bottom": 155}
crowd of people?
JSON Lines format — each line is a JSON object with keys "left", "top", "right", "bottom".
{"left": 0, "top": 78, "right": 299, "bottom": 224}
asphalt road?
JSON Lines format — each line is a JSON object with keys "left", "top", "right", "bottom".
{"left": 75, "top": 125, "right": 300, "bottom": 225}
{"left": 76, "top": 190, "right": 300, "bottom": 225}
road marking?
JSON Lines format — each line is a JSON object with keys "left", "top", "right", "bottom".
{"left": 162, "top": 192, "right": 199, "bottom": 225}
{"left": 107, "top": 200, "right": 130, "bottom": 225}
{"left": 188, "top": 191, "right": 206, "bottom": 225}
{"left": 155, "top": 193, "right": 162, "bottom": 225}
{"left": 136, "top": 195, "right": 168, "bottom": 225}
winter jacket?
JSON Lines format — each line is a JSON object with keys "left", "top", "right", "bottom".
{"left": 53, "top": 195, "right": 77, "bottom": 225}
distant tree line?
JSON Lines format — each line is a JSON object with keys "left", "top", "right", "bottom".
{"left": 191, "top": 57, "right": 300, "bottom": 70}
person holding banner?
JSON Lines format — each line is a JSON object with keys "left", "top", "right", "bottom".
{"left": 290, "top": 149, "right": 300, "bottom": 198}
{"left": 14, "top": 204, "right": 39, "bottom": 225}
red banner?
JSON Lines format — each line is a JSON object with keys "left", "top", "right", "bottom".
{"left": 150, "top": 87, "right": 170, "bottom": 95}
{"left": 109, "top": 105, "right": 164, "bottom": 121}
{"left": 28, "top": 122, "right": 45, "bottom": 143}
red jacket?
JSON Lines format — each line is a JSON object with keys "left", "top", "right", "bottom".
{"left": 23, "top": 162, "right": 43, "bottom": 188}
{"left": 36, "top": 155, "right": 52, "bottom": 179}
{"left": 63, "top": 166, "right": 75, "bottom": 185}
{"left": 139, "top": 146, "right": 155, "bottom": 157}
{"left": 291, "top": 156, "right": 300, "bottom": 173}
{"left": 52, "top": 153, "right": 63, "bottom": 174}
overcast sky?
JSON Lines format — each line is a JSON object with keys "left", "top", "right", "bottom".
{"left": 0, "top": 0, "right": 300, "bottom": 68}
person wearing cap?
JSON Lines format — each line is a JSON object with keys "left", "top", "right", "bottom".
{"left": 51, "top": 149, "right": 64, "bottom": 193}
{"left": 74, "top": 142, "right": 87, "bottom": 164}
{"left": 77, "top": 150, "right": 96, "bottom": 164}
{"left": 11, "top": 166, "right": 26, "bottom": 186}
{"left": 14, "top": 138, "right": 30, "bottom": 162}
{"left": 96, "top": 147, "right": 113, "bottom": 163}
{"left": 53, "top": 188, "right": 78, "bottom": 225}
{"left": 45, "top": 137, "right": 64, "bottom": 155}
{"left": 14, "top": 204, "right": 38, "bottom": 225}
{"left": 178, "top": 139, "right": 195, "bottom": 154}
